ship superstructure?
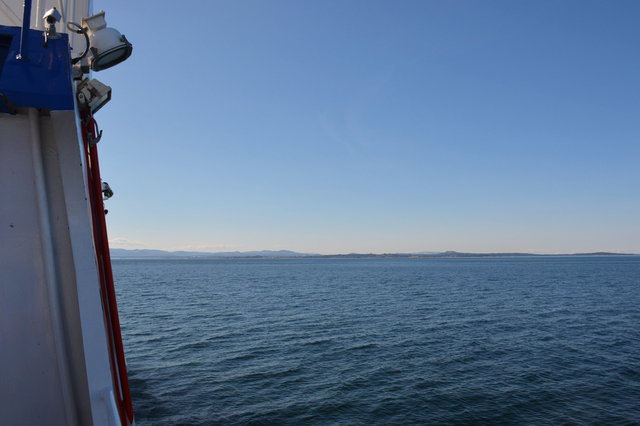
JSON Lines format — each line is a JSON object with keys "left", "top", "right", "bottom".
{"left": 1, "top": 1, "right": 134, "bottom": 424}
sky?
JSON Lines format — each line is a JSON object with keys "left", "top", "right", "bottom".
{"left": 94, "top": 0, "right": 639, "bottom": 255}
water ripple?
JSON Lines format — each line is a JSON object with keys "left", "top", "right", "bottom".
{"left": 114, "top": 256, "right": 640, "bottom": 425}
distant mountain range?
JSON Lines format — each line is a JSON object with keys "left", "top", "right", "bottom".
{"left": 110, "top": 249, "right": 314, "bottom": 258}
{"left": 110, "top": 249, "right": 636, "bottom": 259}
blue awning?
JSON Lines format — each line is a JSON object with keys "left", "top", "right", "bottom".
{"left": 0, "top": 25, "right": 74, "bottom": 112}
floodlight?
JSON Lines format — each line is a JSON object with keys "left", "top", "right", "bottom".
{"left": 77, "top": 78, "right": 112, "bottom": 114}
{"left": 82, "top": 11, "right": 132, "bottom": 72}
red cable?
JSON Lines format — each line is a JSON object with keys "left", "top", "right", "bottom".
{"left": 82, "top": 115, "right": 134, "bottom": 425}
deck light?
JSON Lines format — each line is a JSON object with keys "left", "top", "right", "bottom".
{"left": 77, "top": 78, "right": 112, "bottom": 114}
{"left": 82, "top": 11, "right": 132, "bottom": 72}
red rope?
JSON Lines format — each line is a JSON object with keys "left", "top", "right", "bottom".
{"left": 82, "top": 115, "right": 134, "bottom": 425}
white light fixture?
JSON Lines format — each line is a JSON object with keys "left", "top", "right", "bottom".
{"left": 77, "top": 78, "right": 112, "bottom": 114}
{"left": 82, "top": 11, "right": 132, "bottom": 72}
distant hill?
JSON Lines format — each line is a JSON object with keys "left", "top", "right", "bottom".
{"left": 407, "top": 251, "right": 634, "bottom": 258}
{"left": 110, "top": 248, "right": 313, "bottom": 258}
{"left": 110, "top": 249, "right": 636, "bottom": 259}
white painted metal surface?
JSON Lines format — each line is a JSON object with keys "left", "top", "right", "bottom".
{"left": 1, "top": 107, "right": 122, "bottom": 425}
{"left": 1, "top": 110, "right": 73, "bottom": 425}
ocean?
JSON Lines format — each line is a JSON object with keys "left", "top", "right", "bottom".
{"left": 113, "top": 256, "right": 640, "bottom": 425}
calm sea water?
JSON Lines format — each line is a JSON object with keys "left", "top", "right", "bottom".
{"left": 113, "top": 256, "right": 640, "bottom": 425}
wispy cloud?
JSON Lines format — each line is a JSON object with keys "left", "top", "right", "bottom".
{"left": 175, "top": 244, "right": 241, "bottom": 252}
{"left": 109, "top": 237, "right": 147, "bottom": 248}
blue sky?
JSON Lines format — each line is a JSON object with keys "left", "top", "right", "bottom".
{"left": 95, "top": 0, "right": 639, "bottom": 254}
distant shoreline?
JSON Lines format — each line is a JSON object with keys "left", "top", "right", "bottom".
{"left": 110, "top": 249, "right": 638, "bottom": 260}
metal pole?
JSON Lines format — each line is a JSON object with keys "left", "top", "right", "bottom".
{"left": 17, "top": 0, "right": 33, "bottom": 60}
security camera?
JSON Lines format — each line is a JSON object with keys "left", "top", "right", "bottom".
{"left": 43, "top": 7, "right": 62, "bottom": 43}
{"left": 43, "top": 7, "right": 61, "bottom": 24}
{"left": 81, "top": 11, "right": 132, "bottom": 71}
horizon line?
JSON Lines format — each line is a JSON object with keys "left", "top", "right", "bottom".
{"left": 109, "top": 248, "right": 639, "bottom": 256}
